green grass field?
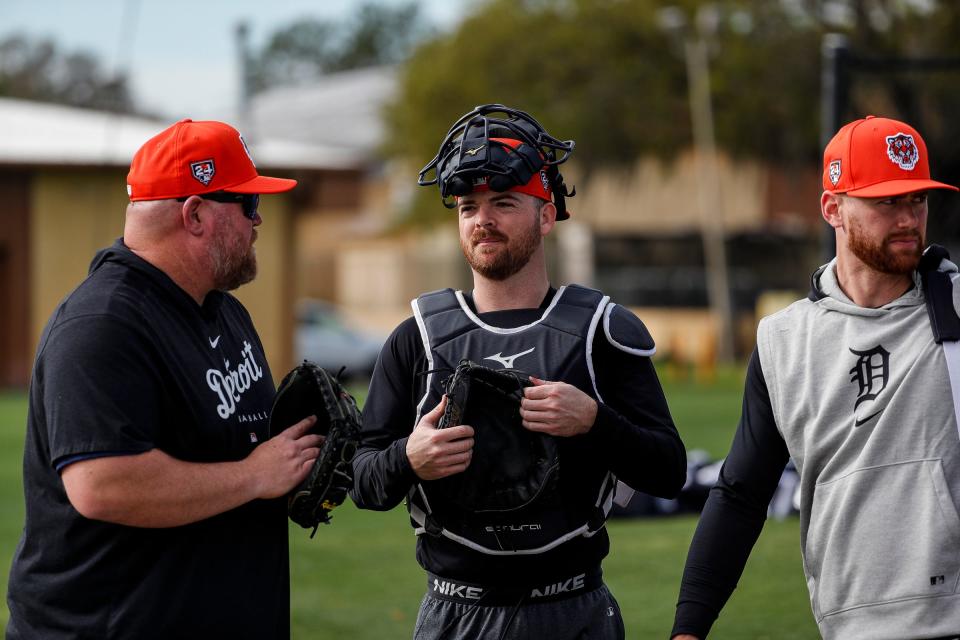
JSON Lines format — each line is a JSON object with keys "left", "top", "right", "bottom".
{"left": 0, "top": 371, "right": 820, "bottom": 639}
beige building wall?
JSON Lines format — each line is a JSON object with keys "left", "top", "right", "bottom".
{"left": 30, "top": 169, "right": 129, "bottom": 347}
{"left": 29, "top": 169, "right": 296, "bottom": 378}
{"left": 295, "top": 210, "right": 356, "bottom": 303}
{"left": 566, "top": 150, "right": 767, "bottom": 234}
{"left": 335, "top": 227, "right": 468, "bottom": 335}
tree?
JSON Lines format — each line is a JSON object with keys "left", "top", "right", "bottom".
{"left": 247, "top": 2, "right": 433, "bottom": 93}
{"left": 0, "top": 34, "right": 133, "bottom": 112}
{"left": 386, "top": 0, "right": 960, "bottom": 172}
{"left": 387, "top": 0, "right": 693, "bottom": 173}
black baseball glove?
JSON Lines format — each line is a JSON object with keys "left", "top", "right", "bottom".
{"left": 270, "top": 361, "right": 361, "bottom": 536}
{"left": 434, "top": 359, "right": 559, "bottom": 513}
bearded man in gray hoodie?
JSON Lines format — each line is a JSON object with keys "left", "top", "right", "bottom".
{"left": 671, "top": 115, "right": 960, "bottom": 640}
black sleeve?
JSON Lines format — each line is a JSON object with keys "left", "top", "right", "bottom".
{"left": 585, "top": 326, "right": 687, "bottom": 498}
{"left": 350, "top": 317, "right": 424, "bottom": 511}
{"left": 40, "top": 314, "right": 161, "bottom": 467}
{"left": 671, "top": 348, "right": 790, "bottom": 639}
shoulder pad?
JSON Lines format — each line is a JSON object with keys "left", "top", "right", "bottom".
{"left": 411, "top": 288, "right": 459, "bottom": 317}
{"left": 603, "top": 304, "right": 655, "bottom": 356}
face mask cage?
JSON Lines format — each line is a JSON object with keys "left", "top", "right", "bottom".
{"left": 418, "top": 104, "right": 576, "bottom": 219}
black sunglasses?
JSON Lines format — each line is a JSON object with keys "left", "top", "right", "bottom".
{"left": 177, "top": 191, "right": 259, "bottom": 220}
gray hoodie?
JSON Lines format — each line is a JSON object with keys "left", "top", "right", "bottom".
{"left": 756, "top": 258, "right": 960, "bottom": 639}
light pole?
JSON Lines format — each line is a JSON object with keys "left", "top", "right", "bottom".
{"left": 658, "top": 4, "right": 736, "bottom": 365}
{"left": 234, "top": 22, "right": 254, "bottom": 136}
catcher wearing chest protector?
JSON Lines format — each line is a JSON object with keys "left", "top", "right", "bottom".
{"left": 349, "top": 103, "right": 686, "bottom": 640}
{"left": 270, "top": 361, "right": 361, "bottom": 535}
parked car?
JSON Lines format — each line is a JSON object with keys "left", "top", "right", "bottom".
{"left": 294, "top": 299, "right": 385, "bottom": 380}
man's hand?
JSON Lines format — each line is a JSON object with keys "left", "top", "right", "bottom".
{"left": 245, "top": 415, "right": 324, "bottom": 499}
{"left": 406, "top": 395, "right": 475, "bottom": 480}
{"left": 520, "top": 377, "right": 598, "bottom": 437}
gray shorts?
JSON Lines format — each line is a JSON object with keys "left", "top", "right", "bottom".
{"left": 412, "top": 582, "right": 625, "bottom": 640}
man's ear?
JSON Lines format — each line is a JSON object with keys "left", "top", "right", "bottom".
{"left": 180, "top": 196, "right": 205, "bottom": 236}
{"left": 821, "top": 191, "right": 843, "bottom": 230}
{"left": 539, "top": 200, "right": 557, "bottom": 236}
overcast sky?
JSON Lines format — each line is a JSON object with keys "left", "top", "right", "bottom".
{"left": 1, "top": 0, "right": 476, "bottom": 121}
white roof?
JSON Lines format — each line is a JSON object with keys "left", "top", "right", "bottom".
{"left": 0, "top": 97, "right": 364, "bottom": 170}
{"left": 249, "top": 65, "right": 397, "bottom": 156}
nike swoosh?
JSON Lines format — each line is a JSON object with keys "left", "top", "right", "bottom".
{"left": 854, "top": 410, "right": 882, "bottom": 427}
{"left": 209, "top": 335, "right": 221, "bottom": 349}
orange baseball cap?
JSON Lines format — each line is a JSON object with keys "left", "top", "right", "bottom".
{"left": 822, "top": 115, "right": 957, "bottom": 197}
{"left": 126, "top": 119, "right": 297, "bottom": 201}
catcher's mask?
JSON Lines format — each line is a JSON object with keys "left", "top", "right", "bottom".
{"left": 417, "top": 104, "right": 576, "bottom": 220}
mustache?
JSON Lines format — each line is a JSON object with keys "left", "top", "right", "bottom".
{"left": 471, "top": 229, "right": 507, "bottom": 243}
{"left": 887, "top": 231, "right": 921, "bottom": 242}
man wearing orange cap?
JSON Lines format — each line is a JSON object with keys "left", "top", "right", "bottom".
{"left": 671, "top": 116, "right": 960, "bottom": 639}
{"left": 351, "top": 104, "right": 686, "bottom": 639}
{"left": 6, "top": 119, "right": 322, "bottom": 639}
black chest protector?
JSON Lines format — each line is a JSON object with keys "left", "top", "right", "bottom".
{"left": 407, "top": 285, "right": 619, "bottom": 555}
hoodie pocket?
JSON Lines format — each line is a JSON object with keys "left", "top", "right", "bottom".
{"left": 806, "top": 459, "right": 960, "bottom": 619}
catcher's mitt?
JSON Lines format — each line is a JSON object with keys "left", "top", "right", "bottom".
{"left": 433, "top": 359, "right": 559, "bottom": 513}
{"left": 270, "top": 361, "right": 361, "bottom": 536}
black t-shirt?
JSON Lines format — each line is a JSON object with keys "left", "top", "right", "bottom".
{"left": 351, "top": 289, "right": 687, "bottom": 585}
{"left": 7, "top": 240, "right": 286, "bottom": 639}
